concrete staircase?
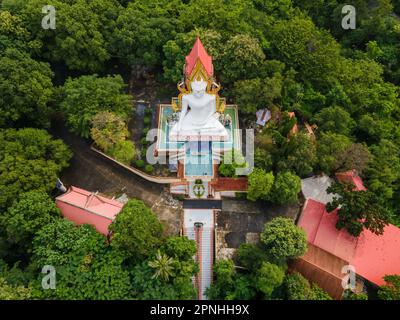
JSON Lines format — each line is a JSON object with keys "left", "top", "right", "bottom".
{"left": 183, "top": 209, "right": 214, "bottom": 300}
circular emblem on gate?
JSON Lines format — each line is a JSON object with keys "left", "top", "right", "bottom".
{"left": 193, "top": 180, "right": 205, "bottom": 198}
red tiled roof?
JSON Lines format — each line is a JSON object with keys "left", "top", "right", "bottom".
{"left": 185, "top": 37, "right": 213, "bottom": 77}
{"left": 299, "top": 199, "right": 400, "bottom": 286}
{"left": 56, "top": 186, "right": 123, "bottom": 220}
{"left": 335, "top": 170, "right": 366, "bottom": 191}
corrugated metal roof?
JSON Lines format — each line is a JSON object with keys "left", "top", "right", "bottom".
{"left": 299, "top": 199, "right": 400, "bottom": 286}
{"left": 301, "top": 175, "right": 335, "bottom": 204}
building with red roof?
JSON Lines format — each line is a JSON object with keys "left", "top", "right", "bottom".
{"left": 56, "top": 186, "right": 123, "bottom": 236}
{"left": 294, "top": 197, "right": 400, "bottom": 298}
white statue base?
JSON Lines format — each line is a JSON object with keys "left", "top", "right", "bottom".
{"left": 170, "top": 113, "right": 228, "bottom": 141}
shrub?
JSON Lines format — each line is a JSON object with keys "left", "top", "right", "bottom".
{"left": 140, "top": 137, "right": 149, "bottom": 146}
{"left": 247, "top": 168, "right": 274, "bottom": 201}
{"left": 145, "top": 164, "right": 154, "bottom": 173}
{"left": 284, "top": 272, "right": 332, "bottom": 300}
{"left": 269, "top": 171, "right": 301, "bottom": 204}
{"left": 135, "top": 159, "right": 145, "bottom": 168}
{"left": 143, "top": 116, "right": 151, "bottom": 126}
{"left": 109, "top": 140, "right": 135, "bottom": 165}
{"left": 90, "top": 111, "right": 128, "bottom": 152}
{"left": 218, "top": 149, "right": 247, "bottom": 177}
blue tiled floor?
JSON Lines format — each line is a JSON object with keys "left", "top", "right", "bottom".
{"left": 184, "top": 141, "right": 213, "bottom": 177}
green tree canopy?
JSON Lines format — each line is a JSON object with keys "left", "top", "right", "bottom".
{"left": 8, "top": 0, "right": 121, "bottom": 72}
{"left": 148, "top": 250, "right": 175, "bottom": 281}
{"left": 260, "top": 217, "right": 307, "bottom": 264}
{"left": 326, "top": 182, "right": 392, "bottom": 237}
{"left": 0, "top": 277, "right": 31, "bottom": 300}
{"left": 365, "top": 139, "right": 400, "bottom": 201}
{"left": 162, "top": 236, "right": 196, "bottom": 261}
{"left": 254, "top": 261, "right": 285, "bottom": 298}
{"left": 284, "top": 272, "right": 331, "bottom": 300}
{"left": 30, "top": 218, "right": 133, "bottom": 300}
{"left": 269, "top": 171, "right": 301, "bottom": 205}
{"left": 32, "top": 219, "right": 105, "bottom": 268}
{"left": 233, "top": 74, "right": 283, "bottom": 114}
{"left": 317, "top": 132, "right": 351, "bottom": 175}
{"left": 219, "top": 34, "right": 266, "bottom": 84}
{"left": 131, "top": 259, "right": 196, "bottom": 300}
{"left": 0, "top": 48, "right": 53, "bottom": 128}
{"left": 1, "top": 191, "right": 60, "bottom": 250}
{"left": 247, "top": 168, "right": 274, "bottom": 201}
{"left": 218, "top": 149, "right": 247, "bottom": 178}
{"left": 313, "top": 106, "right": 355, "bottom": 136}
{"left": 109, "top": 199, "right": 163, "bottom": 261}
{"left": 276, "top": 133, "right": 317, "bottom": 177}
{"left": 91, "top": 111, "right": 129, "bottom": 152}
{"left": 317, "top": 130, "right": 372, "bottom": 175}
{"left": 270, "top": 16, "right": 342, "bottom": 90}
{"left": 235, "top": 243, "right": 269, "bottom": 272}
{"left": 0, "top": 128, "right": 71, "bottom": 210}
{"left": 205, "top": 259, "right": 236, "bottom": 300}
{"left": 378, "top": 275, "right": 400, "bottom": 300}
{"left": 131, "top": 236, "right": 197, "bottom": 300}
{"left": 0, "top": 10, "right": 40, "bottom": 54}
{"left": 114, "top": 0, "right": 183, "bottom": 69}
{"left": 60, "top": 75, "right": 131, "bottom": 138}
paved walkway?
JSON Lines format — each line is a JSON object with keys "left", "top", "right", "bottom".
{"left": 184, "top": 199, "right": 222, "bottom": 210}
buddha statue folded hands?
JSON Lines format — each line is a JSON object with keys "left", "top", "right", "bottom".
{"left": 169, "top": 81, "right": 228, "bottom": 141}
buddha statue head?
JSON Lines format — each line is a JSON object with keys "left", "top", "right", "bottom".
{"left": 191, "top": 80, "right": 207, "bottom": 99}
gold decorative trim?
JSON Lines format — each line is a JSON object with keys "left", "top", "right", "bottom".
{"left": 173, "top": 58, "right": 224, "bottom": 113}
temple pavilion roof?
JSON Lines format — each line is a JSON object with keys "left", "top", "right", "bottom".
{"left": 185, "top": 37, "right": 213, "bottom": 78}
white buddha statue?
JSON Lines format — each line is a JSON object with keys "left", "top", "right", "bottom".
{"left": 170, "top": 80, "right": 228, "bottom": 141}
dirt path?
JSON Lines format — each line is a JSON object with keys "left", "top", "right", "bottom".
{"left": 51, "top": 119, "right": 182, "bottom": 235}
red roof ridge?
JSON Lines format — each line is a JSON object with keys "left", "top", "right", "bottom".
{"left": 335, "top": 169, "right": 366, "bottom": 191}
{"left": 58, "top": 186, "right": 123, "bottom": 209}
{"left": 185, "top": 37, "right": 213, "bottom": 77}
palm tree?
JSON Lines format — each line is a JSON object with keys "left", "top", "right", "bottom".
{"left": 148, "top": 250, "right": 175, "bottom": 281}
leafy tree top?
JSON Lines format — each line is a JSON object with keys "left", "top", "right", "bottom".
{"left": 326, "top": 182, "right": 391, "bottom": 237}
{"left": 60, "top": 74, "right": 131, "bottom": 138}
{"left": 260, "top": 217, "right": 307, "bottom": 264}
{"left": 109, "top": 199, "right": 163, "bottom": 261}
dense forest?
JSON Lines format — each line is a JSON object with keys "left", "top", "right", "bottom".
{"left": 1, "top": 0, "right": 400, "bottom": 300}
